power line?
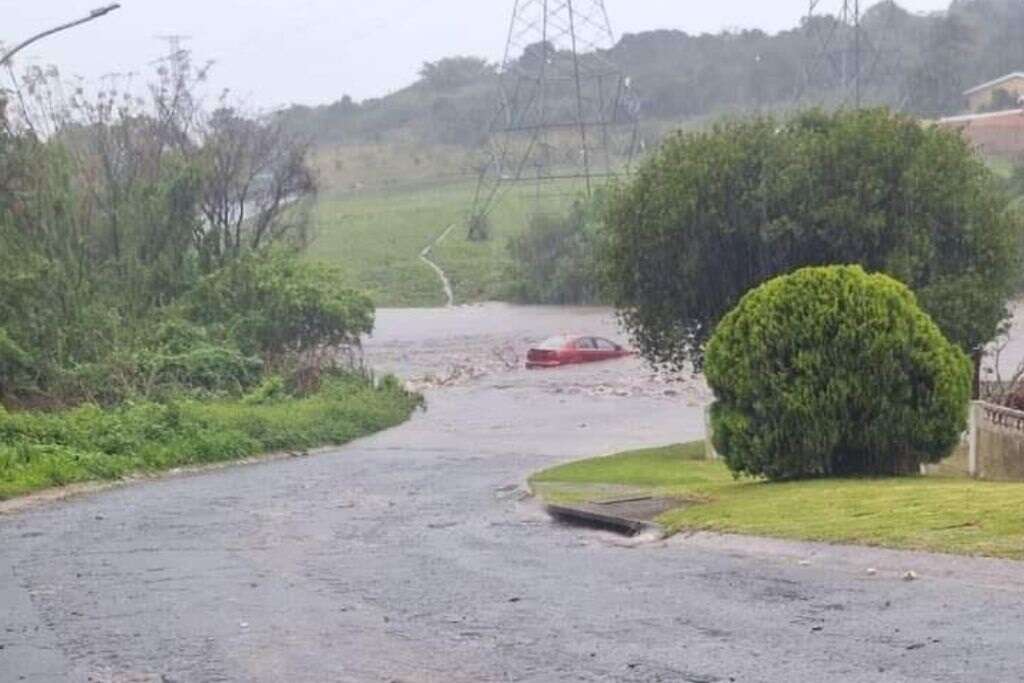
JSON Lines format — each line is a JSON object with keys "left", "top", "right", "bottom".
{"left": 468, "top": 0, "right": 640, "bottom": 238}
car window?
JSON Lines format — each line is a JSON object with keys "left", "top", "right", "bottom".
{"left": 575, "top": 337, "right": 597, "bottom": 349}
{"left": 594, "top": 338, "right": 617, "bottom": 350}
{"left": 538, "top": 336, "right": 571, "bottom": 350}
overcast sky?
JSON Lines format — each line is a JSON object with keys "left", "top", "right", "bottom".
{"left": 3, "top": 0, "right": 952, "bottom": 109}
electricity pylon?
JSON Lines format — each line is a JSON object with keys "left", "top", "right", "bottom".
{"left": 800, "top": 0, "right": 902, "bottom": 108}
{"left": 468, "top": 0, "right": 640, "bottom": 239}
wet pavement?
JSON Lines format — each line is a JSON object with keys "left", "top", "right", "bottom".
{"left": 2, "top": 304, "right": 1023, "bottom": 682}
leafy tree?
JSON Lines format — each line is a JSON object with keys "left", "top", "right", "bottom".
{"left": 602, "top": 109, "right": 1023, "bottom": 385}
{"left": 901, "top": 13, "right": 975, "bottom": 116}
{"left": 418, "top": 57, "right": 496, "bottom": 90}
{"left": 706, "top": 266, "right": 972, "bottom": 480}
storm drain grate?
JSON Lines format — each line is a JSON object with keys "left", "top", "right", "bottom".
{"left": 546, "top": 496, "right": 685, "bottom": 536}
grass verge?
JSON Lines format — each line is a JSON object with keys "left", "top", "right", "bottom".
{"left": 530, "top": 441, "right": 1024, "bottom": 560}
{"left": 0, "top": 375, "right": 422, "bottom": 501}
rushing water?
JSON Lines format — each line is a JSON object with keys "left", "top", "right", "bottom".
{"left": 365, "top": 303, "right": 712, "bottom": 404}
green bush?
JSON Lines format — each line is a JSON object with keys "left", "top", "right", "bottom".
{"left": 705, "top": 266, "right": 972, "bottom": 480}
{"left": 188, "top": 249, "right": 374, "bottom": 365}
{"left": 603, "top": 109, "right": 1024, "bottom": 373}
{"left": 505, "top": 199, "right": 604, "bottom": 304}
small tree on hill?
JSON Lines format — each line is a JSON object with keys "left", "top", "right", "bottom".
{"left": 602, "top": 109, "right": 1024, "bottom": 388}
{"left": 706, "top": 265, "right": 972, "bottom": 480}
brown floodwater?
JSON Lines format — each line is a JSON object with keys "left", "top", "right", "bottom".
{"left": 366, "top": 303, "right": 712, "bottom": 403}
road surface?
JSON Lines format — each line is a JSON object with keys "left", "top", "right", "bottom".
{"left": 2, "top": 305, "right": 1023, "bottom": 682}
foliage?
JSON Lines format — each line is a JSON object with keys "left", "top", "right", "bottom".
{"left": 188, "top": 250, "right": 374, "bottom": 372}
{"left": 0, "top": 373, "right": 422, "bottom": 500}
{"left": 466, "top": 211, "right": 491, "bottom": 242}
{"left": 0, "top": 52, "right": 322, "bottom": 406}
{"left": 505, "top": 197, "right": 604, "bottom": 304}
{"left": 193, "top": 105, "right": 317, "bottom": 270}
{"left": 418, "top": 57, "right": 496, "bottom": 91}
{"left": 134, "top": 327, "right": 265, "bottom": 398}
{"left": 704, "top": 266, "right": 972, "bottom": 480}
{"left": 602, "top": 108, "right": 1024, "bottom": 372}
{"left": 278, "top": 0, "right": 1024, "bottom": 149}
{"left": 531, "top": 441, "right": 1024, "bottom": 560}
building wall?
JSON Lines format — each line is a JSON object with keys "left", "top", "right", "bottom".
{"left": 936, "top": 110, "right": 1024, "bottom": 158}
{"left": 967, "top": 76, "right": 1024, "bottom": 112}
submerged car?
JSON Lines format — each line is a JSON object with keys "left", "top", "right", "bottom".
{"left": 525, "top": 335, "right": 632, "bottom": 368}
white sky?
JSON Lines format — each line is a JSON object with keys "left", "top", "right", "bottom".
{"left": 2, "top": 0, "right": 953, "bottom": 109}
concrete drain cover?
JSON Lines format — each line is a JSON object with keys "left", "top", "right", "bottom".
{"left": 546, "top": 496, "right": 685, "bottom": 535}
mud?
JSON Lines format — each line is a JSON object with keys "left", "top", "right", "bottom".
{"left": 1, "top": 304, "right": 1023, "bottom": 682}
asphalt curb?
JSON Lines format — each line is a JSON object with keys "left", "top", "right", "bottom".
{"left": 544, "top": 502, "right": 667, "bottom": 538}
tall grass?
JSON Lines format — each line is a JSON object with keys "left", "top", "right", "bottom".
{"left": 0, "top": 375, "right": 422, "bottom": 500}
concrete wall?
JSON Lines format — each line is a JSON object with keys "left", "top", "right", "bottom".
{"left": 971, "top": 402, "right": 1024, "bottom": 481}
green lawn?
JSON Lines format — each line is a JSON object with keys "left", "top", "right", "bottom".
{"left": 310, "top": 179, "right": 577, "bottom": 307}
{"left": 530, "top": 442, "right": 1024, "bottom": 560}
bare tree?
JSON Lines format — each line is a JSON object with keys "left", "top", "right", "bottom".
{"left": 192, "top": 106, "right": 316, "bottom": 270}
{"left": 8, "top": 47, "right": 318, "bottom": 275}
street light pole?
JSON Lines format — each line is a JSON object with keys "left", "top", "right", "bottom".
{"left": 0, "top": 4, "right": 122, "bottom": 68}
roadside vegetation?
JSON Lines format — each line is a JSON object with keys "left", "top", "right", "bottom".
{"left": 504, "top": 195, "right": 606, "bottom": 305}
{"left": 706, "top": 266, "right": 972, "bottom": 480}
{"left": 603, "top": 108, "right": 1023, "bottom": 378}
{"left": 531, "top": 443, "right": 1024, "bottom": 560}
{"left": 0, "top": 52, "right": 422, "bottom": 499}
{"left": 0, "top": 376, "right": 421, "bottom": 501}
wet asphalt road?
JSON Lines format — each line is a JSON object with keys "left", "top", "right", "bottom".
{"left": 2, "top": 305, "right": 1024, "bottom": 682}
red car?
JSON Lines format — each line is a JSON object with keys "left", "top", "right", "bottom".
{"left": 526, "top": 335, "right": 632, "bottom": 368}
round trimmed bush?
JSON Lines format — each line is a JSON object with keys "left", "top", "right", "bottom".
{"left": 705, "top": 265, "right": 971, "bottom": 480}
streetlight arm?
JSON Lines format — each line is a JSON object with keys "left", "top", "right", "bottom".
{"left": 1, "top": 4, "right": 121, "bottom": 68}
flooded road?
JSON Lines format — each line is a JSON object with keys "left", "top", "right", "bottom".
{"left": 367, "top": 304, "right": 711, "bottom": 402}
{"left": 2, "top": 305, "right": 1023, "bottom": 682}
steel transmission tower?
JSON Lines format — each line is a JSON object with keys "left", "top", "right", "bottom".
{"left": 468, "top": 0, "right": 640, "bottom": 238}
{"left": 801, "top": 0, "right": 902, "bottom": 108}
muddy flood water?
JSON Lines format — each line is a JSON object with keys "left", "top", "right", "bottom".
{"left": 366, "top": 303, "right": 713, "bottom": 405}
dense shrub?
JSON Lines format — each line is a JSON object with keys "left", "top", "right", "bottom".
{"left": 603, "top": 109, "right": 1024, "bottom": 376}
{"left": 505, "top": 199, "right": 603, "bottom": 304}
{"left": 189, "top": 250, "right": 374, "bottom": 367}
{"left": 705, "top": 266, "right": 972, "bottom": 480}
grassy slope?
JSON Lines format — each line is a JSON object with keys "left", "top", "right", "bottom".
{"left": 0, "top": 377, "right": 422, "bottom": 500}
{"left": 531, "top": 442, "right": 1024, "bottom": 560}
{"left": 310, "top": 173, "right": 578, "bottom": 307}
